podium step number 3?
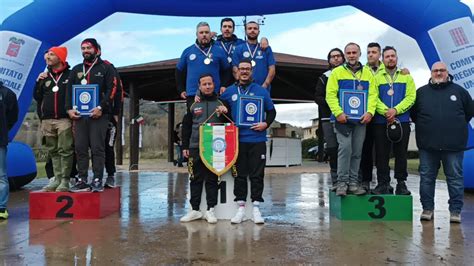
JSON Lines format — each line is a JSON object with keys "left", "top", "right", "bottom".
{"left": 329, "top": 191, "right": 413, "bottom": 221}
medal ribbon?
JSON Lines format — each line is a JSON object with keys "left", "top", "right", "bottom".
{"left": 245, "top": 42, "right": 259, "bottom": 60}
{"left": 344, "top": 64, "right": 364, "bottom": 89}
{"left": 48, "top": 72, "right": 63, "bottom": 89}
{"left": 220, "top": 41, "right": 233, "bottom": 56}
{"left": 384, "top": 70, "right": 399, "bottom": 107}
{"left": 82, "top": 57, "right": 98, "bottom": 82}
{"left": 238, "top": 84, "right": 251, "bottom": 95}
{"left": 195, "top": 43, "right": 212, "bottom": 58}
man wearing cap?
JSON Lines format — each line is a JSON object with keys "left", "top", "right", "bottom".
{"left": 218, "top": 58, "right": 276, "bottom": 224}
{"left": 372, "top": 46, "right": 415, "bottom": 195}
{"left": 232, "top": 21, "right": 275, "bottom": 92}
{"left": 176, "top": 22, "right": 231, "bottom": 108}
{"left": 326, "top": 42, "right": 378, "bottom": 196}
{"left": 33, "top": 46, "right": 74, "bottom": 192}
{"left": 0, "top": 81, "right": 19, "bottom": 220}
{"left": 314, "top": 48, "right": 345, "bottom": 191}
{"left": 66, "top": 38, "right": 118, "bottom": 192}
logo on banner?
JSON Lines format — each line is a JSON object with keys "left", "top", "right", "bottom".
{"left": 449, "top": 27, "right": 469, "bottom": 47}
{"left": 199, "top": 123, "right": 239, "bottom": 176}
{"left": 6, "top": 37, "right": 25, "bottom": 57}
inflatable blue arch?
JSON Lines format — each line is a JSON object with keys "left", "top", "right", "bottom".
{"left": 1, "top": 0, "right": 473, "bottom": 188}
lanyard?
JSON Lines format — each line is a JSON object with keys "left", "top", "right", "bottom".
{"left": 220, "top": 41, "right": 233, "bottom": 56}
{"left": 238, "top": 84, "right": 251, "bottom": 95}
{"left": 195, "top": 43, "right": 212, "bottom": 58}
{"left": 49, "top": 72, "right": 63, "bottom": 87}
{"left": 245, "top": 42, "right": 259, "bottom": 59}
{"left": 82, "top": 58, "right": 98, "bottom": 81}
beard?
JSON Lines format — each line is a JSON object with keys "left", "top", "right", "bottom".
{"left": 82, "top": 52, "right": 96, "bottom": 62}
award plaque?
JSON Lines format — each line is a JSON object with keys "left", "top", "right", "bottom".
{"left": 72, "top": 84, "right": 99, "bottom": 116}
{"left": 237, "top": 95, "right": 264, "bottom": 126}
{"left": 339, "top": 89, "right": 367, "bottom": 121}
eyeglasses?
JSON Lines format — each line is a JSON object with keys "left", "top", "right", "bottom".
{"left": 238, "top": 67, "right": 252, "bottom": 72}
{"left": 432, "top": 69, "right": 447, "bottom": 73}
{"left": 330, "top": 54, "right": 342, "bottom": 59}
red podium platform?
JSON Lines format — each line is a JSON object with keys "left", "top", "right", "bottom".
{"left": 29, "top": 187, "right": 121, "bottom": 219}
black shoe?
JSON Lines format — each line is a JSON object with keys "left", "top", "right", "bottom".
{"left": 395, "top": 181, "right": 411, "bottom": 195}
{"left": 69, "top": 179, "right": 91, "bottom": 193}
{"left": 372, "top": 183, "right": 392, "bottom": 195}
{"left": 90, "top": 178, "right": 104, "bottom": 192}
{"left": 105, "top": 176, "right": 116, "bottom": 188}
{"left": 361, "top": 181, "right": 370, "bottom": 192}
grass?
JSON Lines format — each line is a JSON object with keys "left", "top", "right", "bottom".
{"left": 389, "top": 158, "right": 446, "bottom": 180}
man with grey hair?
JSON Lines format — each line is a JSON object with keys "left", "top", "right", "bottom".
{"left": 176, "top": 21, "right": 231, "bottom": 108}
{"left": 411, "top": 61, "right": 474, "bottom": 223}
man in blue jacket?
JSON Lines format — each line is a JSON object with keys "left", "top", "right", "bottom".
{"left": 412, "top": 61, "right": 474, "bottom": 223}
{"left": 0, "top": 81, "right": 19, "bottom": 219}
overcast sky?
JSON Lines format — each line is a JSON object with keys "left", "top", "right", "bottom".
{"left": 2, "top": 0, "right": 473, "bottom": 127}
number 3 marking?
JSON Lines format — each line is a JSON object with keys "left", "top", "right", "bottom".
{"left": 368, "top": 196, "right": 386, "bottom": 219}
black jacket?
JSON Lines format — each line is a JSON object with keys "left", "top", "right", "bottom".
{"left": 103, "top": 60, "right": 123, "bottom": 116}
{"left": 0, "top": 82, "right": 19, "bottom": 147}
{"left": 411, "top": 76, "right": 474, "bottom": 152}
{"left": 66, "top": 57, "right": 118, "bottom": 114}
{"left": 182, "top": 92, "right": 225, "bottom": 150}
{"left": 314, "top": 70, "right": 332, "bottom": 121}
{"left": 33, "top": 64, "right": 71, "bottom": 120}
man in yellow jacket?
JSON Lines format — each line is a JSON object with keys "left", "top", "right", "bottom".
{"left": 326, "top": 42, "right": 378, "bottom": 196}
{"left": 372, "top": 46, "right": 416, "bottom": 195}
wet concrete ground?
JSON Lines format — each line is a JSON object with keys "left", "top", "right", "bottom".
{"left": 1, "top": 168, "right": 473, "bottom": 265}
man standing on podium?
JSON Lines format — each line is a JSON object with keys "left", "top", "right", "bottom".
{"left": 326, "top": 42, "right": 378, "bottom": 197}
{"left": 218, "top": 58, "right": 276, "bottom": 224}
{"left": 66, "top": 38, "right": 118, "bottom": 193}
{"left": 232, "top": 21, "right": 275, "bottom": 92}
{"left": 372, "top": 46, "right": 415, "bottom": 195}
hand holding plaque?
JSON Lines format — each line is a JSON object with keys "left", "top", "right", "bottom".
{"left": 72, "top": 84, "right": 99, "bottom": 116}
{"left": 339, "top": 89, "right": 367, "bottom": 121}
{"left": 237, "top": 95, "right": 264, "bottom": 126}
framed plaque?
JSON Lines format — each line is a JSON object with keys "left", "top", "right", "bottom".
{"left": 72, "top": 84, "right": 99, "bottom": 116}
{"left": 339, "top": 89, "right": 367, "bottom": 121}
{"left": 237, "top": 95, "right": 264, "bottom": 126}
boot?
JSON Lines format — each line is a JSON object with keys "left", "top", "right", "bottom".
{"left": 42, "top": 177, "right": 61, "bottom": 192}
{"left": 55, "top": 177, "right": 70, "bottom": 192}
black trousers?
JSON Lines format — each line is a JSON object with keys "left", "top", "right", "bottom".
{"left": 45, "top": 153, "right": 78, "bottom": 178}
{"left": 105, "top": 118, "right": 117, "bottom": 177}
{"left": 373, "top": 122, "right": 411, "bottom": 184}
{"left": 188, "top": 148, "right": 218, "bottom": 211}
{"left": 359, "top": 122, "right": 375, "bottom": 183}
{"left": 74, "top": 115, "right": 108, "bottom": 180}
{"left": 234, "top": 142, "right": 266, "bottom": 202}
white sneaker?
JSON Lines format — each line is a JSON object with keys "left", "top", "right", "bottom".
{"left": 180, "top": 210, "right": 203, "bottom": 222}
{"left": 252, "top": 207, "right": 265, "bottom": 224}
{"left": 231, "top": 207, "right": 246, "bottom": 224}
{"left": 205, "top": 208, "right": 217, "bottom": 224}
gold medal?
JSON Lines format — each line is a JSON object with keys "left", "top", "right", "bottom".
{"left": 81, "top": 79, "right": 87, "bottom": 85}
{"left": 52, "top": 86, "right": 59, "bottom": 92}
{"left": 387, "top": 89, "right": 394, "bottom": 96}
{"left": 227, "top": 57, "right": 232, "bottom": 63}
{"left": 251, "top": 60, "right": 256, "bottom": 67}
{"left": 204, "top": 58, "right": 211, "bottom": 65}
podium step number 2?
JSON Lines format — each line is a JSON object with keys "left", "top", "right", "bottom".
{"left": 329, "top": 191, "right": 413, "bottom": 221}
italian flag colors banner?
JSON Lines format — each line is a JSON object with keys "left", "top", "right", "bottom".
{"left": 199, "top": 123, "right": 239, "bottom": 176}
